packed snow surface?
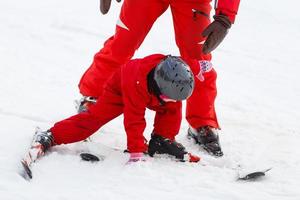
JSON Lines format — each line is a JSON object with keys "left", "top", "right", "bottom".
{"left": 0, "top": 0, "right": 299, "bottom": 199}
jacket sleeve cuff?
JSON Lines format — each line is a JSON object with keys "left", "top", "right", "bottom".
{"left": 215, "top": 9, "right": 237, "bottom": 24}
{"left": 215, "top": 0, "right": 240, "bottom": 24}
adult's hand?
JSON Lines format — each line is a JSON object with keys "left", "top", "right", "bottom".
{"left": 100, "top": 0, "right": 122, "bottom": 15}
{"left": 202, "top": 15, "right": 231, "bottom": 54}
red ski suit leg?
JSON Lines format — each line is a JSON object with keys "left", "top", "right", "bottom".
{"left": 186, "top": 69, "right": 219, "bottom": 129}
{"left": 79, "top": 0, "right": 219, "bottom": 129}
{"left": 170, "top": 0, "right": 219, "bottom": 128}
{"left": 51, "top": 73, "right": 124, "bottom": 144}
{"left": 79, "top": 0, "right": 169, "bottom": 97}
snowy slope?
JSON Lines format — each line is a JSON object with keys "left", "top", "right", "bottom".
{"left": 1, "top": 0, "right": 300, "bottom": 199}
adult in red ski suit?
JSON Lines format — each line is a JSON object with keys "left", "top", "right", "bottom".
{"left": 78, "top": 0, "right": 240, "bottom": 131}
{"left": 51, "top": 54, "right": 199, "bottom": 154}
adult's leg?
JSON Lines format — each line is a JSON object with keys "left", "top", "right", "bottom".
{"left": 170, "top": 0, "right": 219, "bottom": 128}
{"left": 79, "top": 0, "right": 169, "bottom": 97}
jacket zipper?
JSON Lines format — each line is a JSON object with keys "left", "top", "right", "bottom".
{"left": 192, "top": 9, "right": 209, "bottom": 20}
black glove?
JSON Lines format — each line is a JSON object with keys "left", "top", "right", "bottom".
{"left": 100, "top": 0, "right": 121, "bottom": 15}
{"left": 202, "top": 15, "right": 231, "bottom": 54}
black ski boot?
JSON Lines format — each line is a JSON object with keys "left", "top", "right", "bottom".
{"left": 76, "top": 96, "right": 97, "bottom": 113}
{"left": 148, "top": 133, "right": 200, "bottom": 162}
{"left": 187, "top": 126, "right": 223, "bottom": 157}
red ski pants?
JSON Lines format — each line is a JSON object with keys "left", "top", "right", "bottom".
{"left": 79, "top": 0, "right": 219, "bottom": 128}
{"left": 50, "top": 71, "right": 179, "bottom": 150}
{"left": 50, "top": 85, "right": 123, "bottom": 145}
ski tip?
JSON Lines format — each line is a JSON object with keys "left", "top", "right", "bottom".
{"left": 237, "top": 168, "right": 272, "bottom": 181}
{"left": 264, "top": 167, "right": 272, "bottom": 173}
{"left": 20, "top": 160, "right": 32, "bottom": 180}
{"left": 238, "top": 171, "right": 265, "bottom": 181}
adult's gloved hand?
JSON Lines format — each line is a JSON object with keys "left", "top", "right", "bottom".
{"left": 126, "top": 152, "right": 147, "bottom": 164}
{"left": 202, "top": 15, "right": 232, "bottom": 54}
{"left": 100, "top": 0, "right": 122, "bottom": 15}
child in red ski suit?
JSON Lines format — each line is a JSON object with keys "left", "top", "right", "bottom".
{"left": 41, "top": 54, "right": 200, "bottom": 162}
{"left": 77, "top": 0, "right": 240, "bottom": 156}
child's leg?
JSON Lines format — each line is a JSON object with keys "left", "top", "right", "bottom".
{"left": 50, "top": 88, "right": 124, "bottom": 145}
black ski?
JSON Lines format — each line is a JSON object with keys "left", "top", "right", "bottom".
{"left": 80, "top": 152, "right": 105, "bottom": 162}
{"left": 237, "top": 168, "right": 272, "bottom": 181}
{"left": 79, "top": 151, "right": 271, "bottom": 181}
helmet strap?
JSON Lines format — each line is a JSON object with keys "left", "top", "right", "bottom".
{"left": 147, "top": 69, "right": 165, "bottom": 106}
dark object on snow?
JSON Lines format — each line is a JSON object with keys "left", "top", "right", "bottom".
{"left": 80, "top": 153, "right": 103, "bottom": 162}
{"left": 238, "top": 168, "right": 272, "bottom": 181}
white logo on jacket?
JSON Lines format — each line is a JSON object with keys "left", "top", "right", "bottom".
{"left": 117, "top": 18, "right": 129, "bottom": 31}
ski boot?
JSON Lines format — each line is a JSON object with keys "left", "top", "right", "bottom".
{"left": 148, "top": 133, "right": 200, "bottom": 162}
{"left": 187, "top": 126, "right": 223, "bottom": 157}
{"left": 33, "top": 129, "right": 54, "bottom": 153}
{"left": 75, "top": 96, "right": 97, "bottom": 113}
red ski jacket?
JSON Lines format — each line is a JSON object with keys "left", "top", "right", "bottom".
{"left": 51, "top": 54, "right": 200, "bottom": 153}
{"left": 116, "top": 54, "right": 199, "bottom": 152}
{"left": 215, "top": 0, "right": 241, "bottom": 23}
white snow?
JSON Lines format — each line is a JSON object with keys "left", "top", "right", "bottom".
{"left": 1, "top": 0, "right": 300, "bottom": 199}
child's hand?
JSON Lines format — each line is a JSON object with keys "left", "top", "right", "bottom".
{"left": 126, "top": 152, "right": 147, "bottom": 164}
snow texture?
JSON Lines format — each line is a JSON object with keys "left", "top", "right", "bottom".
{"left": 0, "top": 0, "right": 300, "bottom": 199}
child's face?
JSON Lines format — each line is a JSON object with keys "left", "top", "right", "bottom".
{"left": 159, "top": 94, "right": 177, "bottom": 103}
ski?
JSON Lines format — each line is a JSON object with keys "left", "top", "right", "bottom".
{"left": 79, "top": 150, "right": 271, "bottom": 181}
{"left": 149, "top": 152, "right": 201, "bottom": 163}
{"left": 80, "top": 146, "right": 201, "bottom": 163}
{"left": 20, "top": 142, "right": 44, "bottom": 180}
{"left": 237, "top": 168, "right": 272, "bottom": 181}
{"left": 19, "top": 127, "right": 46, "bottom": 180}
{"left": 80, "top": 152, "right": 105, "bottom": 162}
{"left": 20, "top": 159, "right": 33, "bottom": 180}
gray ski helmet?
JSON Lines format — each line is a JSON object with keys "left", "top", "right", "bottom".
{"left": 154, "top": 56, "right": 195, "bottom": 101}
